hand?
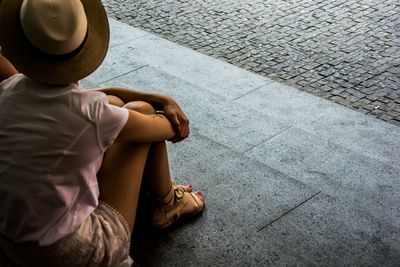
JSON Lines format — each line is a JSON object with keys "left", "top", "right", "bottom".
{"left": 162, "top": 98, "right": 190, "bottom": 143}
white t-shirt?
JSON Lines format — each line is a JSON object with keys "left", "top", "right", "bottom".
{"left": 0, "top": 74, "right": 129, "bottom": 246}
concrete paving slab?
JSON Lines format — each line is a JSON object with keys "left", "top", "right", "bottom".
{"left": 256, "top": 192, "right": 400, "bottom": 266}
{"left": 245, "top": 127, "right": 400, "bottom": 226}
{"left": 101, "top": 20, "right": 273, "bottom": 100}
{"left": 130, "top": 133, "right": 400, "bottom": 266}
{"left": 300, "top": 106, "right": 400, "bottom": 167}
{"left": 131, "top": 133, "right": 316, "bottom": 266}
{"left": 83, "top": 19, "right": 150, "bottom": 85}
{"left": 235, "top": 81, "right": 338, "bottom": 126}
{"left": 79, "top": 79, "right": 96, "bottom": 89}
{"left": 85, "top": 43, "right": 147, "bottom": 85}
{"left": 100, "top": 65, "right": 289, "bottom": 153}
{"left": 108, "top": 18, "right": 149, "bottom": 48}
{"left": 235, "top": 81, "right": 400, "bottom": 166}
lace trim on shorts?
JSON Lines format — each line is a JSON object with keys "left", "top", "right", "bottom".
{"left": 99, "top": 201, "right": 132, "bottom": 253}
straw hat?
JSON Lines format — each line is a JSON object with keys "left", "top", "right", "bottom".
{"left": 0, "top": 0, "right": 109, "bottom": 85}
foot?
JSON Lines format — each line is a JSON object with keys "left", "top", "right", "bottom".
{"left": 152, "top": 186, "right": 205, "bottom": 229}
{"left": 180, "top": 191, "right": 205, "bottom": 217}
{"left": 173, "top": 181, "right": 192, "bottom": 192}
{"left": 180, "top": 184, "right": 193, "bottom": 192}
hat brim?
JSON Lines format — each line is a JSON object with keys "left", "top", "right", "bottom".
{"left": 0, "top": 0, "right": 109, "bottom": 85}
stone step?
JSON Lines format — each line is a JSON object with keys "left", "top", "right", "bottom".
{"left": 236, "top": 81, "right": 400, "bottom": 166}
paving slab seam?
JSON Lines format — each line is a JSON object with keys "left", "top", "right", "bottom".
{"left": 250, "top": 124, "right": 400, "bottom": 170}
{"left": 212, "top": 197, "right": 323, "bottom": 266}
{"left": 182, "top": 132, "right": 325, "bottom": 192}
{"left": 98, "top": 65, "right": 149, "bottom": 85}
{"left": 309, "top": 115, "right": 326, "bottom": 124}
{"left": 232, "top": 82, "right": 273, "bottom": 101}
{"left": 260, "top": 195, "right": 400, "bottom": 266}
{"left": 257, "top": 191, "right": 321, "bottom": 232}
{"left": 243, "top": 126, "right": 293, "bottom": 154}
{"left": 109, "top": 32, "right": 151, "bottom": 49}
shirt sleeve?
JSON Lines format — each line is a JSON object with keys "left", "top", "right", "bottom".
{"left": 90, "top": 92, "right": 129, "bottom": 151}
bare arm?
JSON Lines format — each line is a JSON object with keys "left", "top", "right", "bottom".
{"left": 90, "top": 86, "right": 190, "bottom": 142}
{"left": 115, "top": 109, "right": 175, "bottom": 143}
{"left": 0, "top": 52, "right": 18, "bottom": 82}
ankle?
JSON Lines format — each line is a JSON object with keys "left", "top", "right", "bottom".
{"left": 157, "top": 184, "right": 175, "bottom": 209}
{"left": 159, "top": 183, "right": 173, "bottom": 200}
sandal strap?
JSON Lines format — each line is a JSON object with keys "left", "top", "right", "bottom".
{"left": 157, "top": 183, "right": 186, "bottom": 211}
{"left": 172, "top": 181, "right": 192, "bottom": 192}
{"left": 188, "top": 191, "right": 201, "bottom": 207}
{"left": 153, "top": 185, "right": 188, "bottom": 228}
{"left": 164, "top": 188, "right": 187, "bottom": 218}
{"left": 160, "top": 184, "right": 175, "bottom": 206}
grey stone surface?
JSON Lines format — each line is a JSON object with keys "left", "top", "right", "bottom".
{"left": 101, "top": 65, "right": 288, "bottom": 153}
{"left": 108, "top": 18, "right": 149, "bottom": 48}
{"left": 79, "top": 79, "right": 96, "bottom": 89}
{"left": 245, "top": 127, "right": 400, "bottom": 226}
{"left": 103, "top": 1, "right": 400, "bottom": 126}
{"left": 235, "top": 81, "right": 338, "bottom": 126}
{"left": 83, "top": 18, "right": 400, "bottom": 266}
{"left": 103, "top": 20, "right": 273, "bottom": 100}
{"left": 236, "top": 81, "right": 400, "bottom": 166}
{"left": 132, "top": 133, "right": 318, "bottom": 266}
{"left": 256, "top": 193, "right": 400, "bottom": 266}
{"left": 85, "top": 41, "right": 147, "bottom": 84}
{"left": 301, "top": 106, "right": 400, "bottom": 166}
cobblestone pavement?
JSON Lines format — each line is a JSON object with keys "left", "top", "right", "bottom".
{"left": 103, "top": 0, "right": 400, "bottom": 126}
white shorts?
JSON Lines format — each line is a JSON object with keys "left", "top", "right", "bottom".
{"left": 0, "top": 201, "right": 133, "bottom": 267}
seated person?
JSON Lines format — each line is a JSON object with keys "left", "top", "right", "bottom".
{"left": 0, "top": 0, "right": 204, "bottom": 266}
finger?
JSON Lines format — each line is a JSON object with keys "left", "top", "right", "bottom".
{"left": 181, "top": 121, "right": 189, "bottom": 139}
{"left": 166, "top": 114, "right": 179, "bottom": 133}
{"left": 171, "top": 135, "right": 181, "bottom": 143}
{"left": 180, "top": 116, "right": 190, "bottom": 139}
{"left": 175, "top": 121, "right": 181, "bottom": 136}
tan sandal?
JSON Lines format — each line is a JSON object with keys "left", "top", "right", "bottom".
{"left": 172, "top": 181, "right": 192, "bottom": 192}
{"left": 152, "top": 185, "right": 204, "bottom": 229}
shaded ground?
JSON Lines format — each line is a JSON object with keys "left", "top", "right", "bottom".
{"left": 103, "top": 0, "right": 400, "bottom": 126}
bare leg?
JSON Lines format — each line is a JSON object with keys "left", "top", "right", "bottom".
{"left": 124, "top": 101, "right": 188, "bottom": 198}
{"left": 121, "top": 100, "right": 204, "bottom": 211}
{"left": 97, "top": 99, "right": 153, "bottom": 231}
{"left": 124, "top": 101, "right": 192, "bottom": 197}
{"left": 98, "top": 141, "right": 151, "bottom": 231}
{"left": 144, "top": 140, "right": 204, "bottom": 215}
{"left": 144, "top": 141, "right": 173, "bottom": 198}
{"left": 98, "top": 97, "right": 204, "bottom": 232}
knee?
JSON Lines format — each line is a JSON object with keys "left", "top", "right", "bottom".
{"left": 107, "top": 95, "right": 125, "bottom": 107}
{"left": 123, "top": 101, "right": 156, "bottom": 115}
